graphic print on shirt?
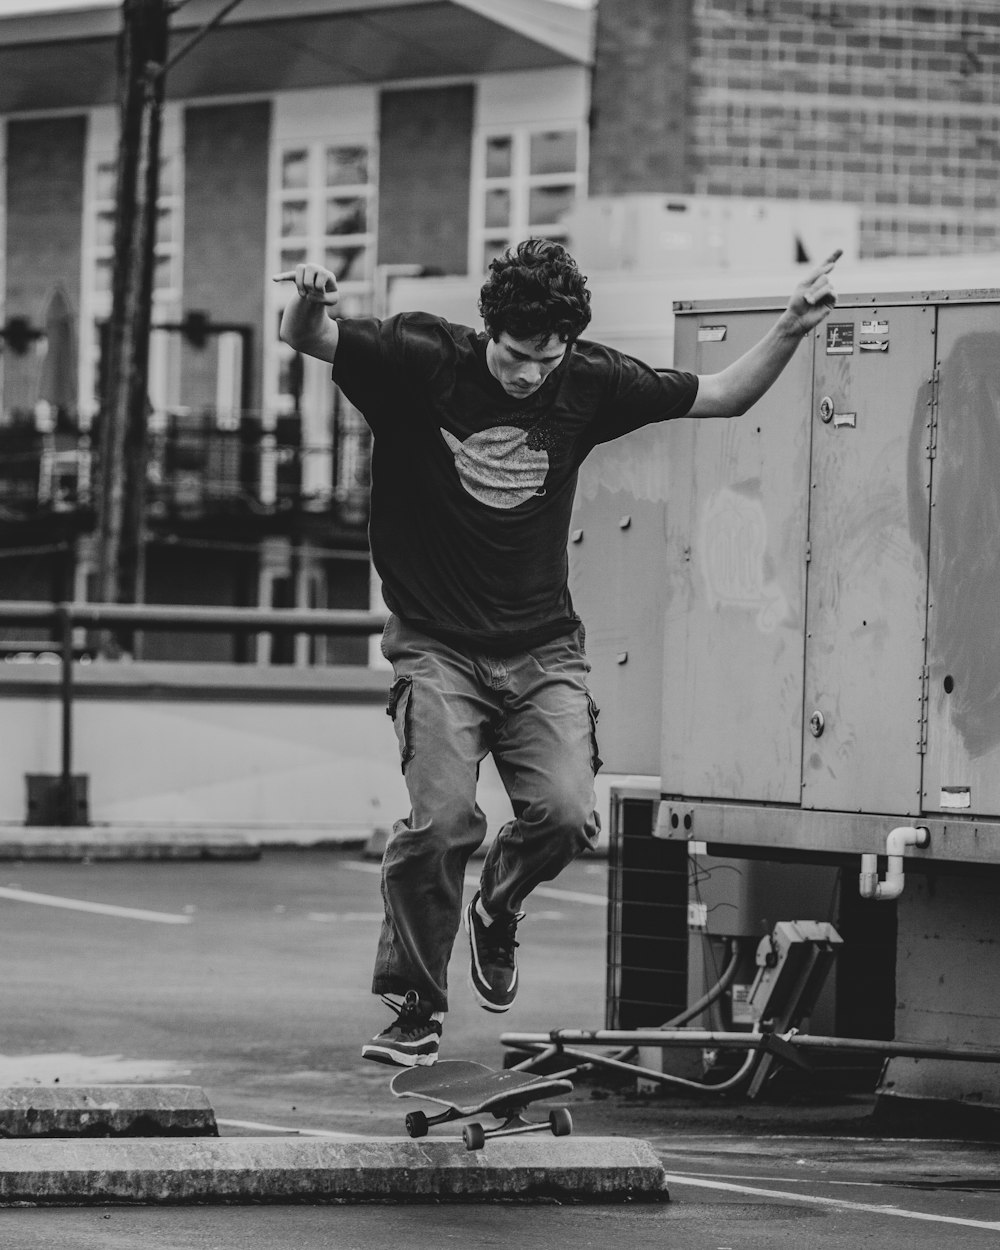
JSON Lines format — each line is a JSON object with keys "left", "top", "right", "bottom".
{"left": 441, "top": 426, "right": 549, "bottom": 509}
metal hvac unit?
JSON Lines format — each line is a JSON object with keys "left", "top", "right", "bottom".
{"left": 576, "top": 274, "right": 1000, "bottom": 1116}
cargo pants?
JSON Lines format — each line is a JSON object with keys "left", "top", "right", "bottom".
{"left": 372, "top": 614, "right": 602, "bottom": 1012}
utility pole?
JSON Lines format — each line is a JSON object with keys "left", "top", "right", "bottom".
{"left": 94, "top": 0, "right": 169, "bottom": 622}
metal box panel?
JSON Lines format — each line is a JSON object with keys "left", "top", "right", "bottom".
{"left": 801, "top": 304, "right": 934, "bottom": 815}
{"left": 661, "top": 311, "right": 813, "bottom": 802}
{"left": 606, "top": 793, "right": 688, "bottom": 1029}
{"left": 570, "top": 422, "right": 676, "bottom": 775}
{"left": 923, "top": 304, "right": 1000, "bottom": 817}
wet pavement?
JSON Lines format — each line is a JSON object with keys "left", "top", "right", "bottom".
{"left": 0, "top": 849, "right": 998, "bottom": 1244}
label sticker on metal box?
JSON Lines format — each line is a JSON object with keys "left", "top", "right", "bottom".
{"left": 861, "top": 319, "right": 889, "bottom": 335}
{"left": 698, "top": 325, "right": 728, "bottom": 343}
{"left": 860, "top": 338, "right": 890, "bottom": 353}
{"left": 940, "top": 786, "right": 971, "bottom": 809}
{"left": 826, "top": 323, "right": 854, "bottom": 354}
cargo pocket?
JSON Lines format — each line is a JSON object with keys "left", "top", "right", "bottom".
{"left": 586, "top": 694, "right": 603, "bottom": 775}
{"left": 386, "top": 675, "right": 415, "bottom": 774}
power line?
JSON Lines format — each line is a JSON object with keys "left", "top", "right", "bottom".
{"left": 162, "top": 0, "right": 246, "bottom": 74}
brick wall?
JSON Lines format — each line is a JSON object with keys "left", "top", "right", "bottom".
{"left": 589, "top": 0, "right": 693, "bottom": 195}
{"left": 378, "top": 86, "right": 474, "bottom": 274}
{"left": 687, "top": 0, "right": 1000, "bottom": 256}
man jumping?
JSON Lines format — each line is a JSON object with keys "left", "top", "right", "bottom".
{"left": 277, "top": 238, "right": 840, "bottom": 1067}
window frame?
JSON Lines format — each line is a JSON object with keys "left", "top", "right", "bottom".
{"left": 470, "top": 122, "right": 586, "bottom": 274}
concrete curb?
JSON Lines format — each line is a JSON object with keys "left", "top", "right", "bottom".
{"left": 0, "top": 1136, "right": 669, "bottom": 1205}
{"left": 0, "top": 827, "right": 263, "bottom": 862}
{"left": 0, "top": 825, "right": 607, "bottom": 862}
{"left": 0, "top": 824, "right": 387, "bottom": 861}
{"left": 0, "top": 1086, "right": 218, "bottom": 1138}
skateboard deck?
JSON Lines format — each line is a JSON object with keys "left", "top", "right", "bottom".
{"left": 391, "top": 1059, "right": 574, "bottom": 1150}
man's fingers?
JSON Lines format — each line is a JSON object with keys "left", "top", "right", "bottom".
{"left": 805, "top": 248, "right": 843, "bottom": 283}
{"left": 803, "top": 282, "right": 836, "bottom": 308}
{"left": 271, "top": 268, "right": 339, "bottom": 305}
{"left": 799, "top": 248, "right": 842, "bottom": 306}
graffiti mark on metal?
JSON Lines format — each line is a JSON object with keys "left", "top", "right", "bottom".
{"left": 699, "top": 488, "right": 789, "bottom": 632}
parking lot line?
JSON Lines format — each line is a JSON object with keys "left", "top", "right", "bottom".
{"left": 307, "top": 912, "right": 384, "bottom": 923}
{"left": 0, "top": 885, "right": 192, "bottom": 925}
{"left": 345, "top": 861, "right": 605, "bottom": 905}
{"left": 661, "top": 1171, "right": 1000, "bottom": 1232}
{"left": 217, "top": 1118, "right": 369, "bottom": 1140}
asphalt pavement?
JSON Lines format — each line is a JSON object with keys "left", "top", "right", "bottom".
{"left": 0, "top": 848, "right": 998, "bottom": 1246}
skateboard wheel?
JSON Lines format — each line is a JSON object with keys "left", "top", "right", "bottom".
{"left": 463, "top": 1122, "right": 487, "bottom": 1151}
{"left": 549, "top": 1107, "right": 573, "bottom": 1137}
{"left": 405, "top": 1110, "right": 429, "bottom": 1139}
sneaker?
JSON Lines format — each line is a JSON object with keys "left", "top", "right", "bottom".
{"left": 464, "top": 892, "right": 523, "bottom": 1013}
{"left": 361, "top": 991, "right": 441, "bottom": 1067}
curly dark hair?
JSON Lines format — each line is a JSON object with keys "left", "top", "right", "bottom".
{"left": 478, "top": 238, "right": 592, "bottom": 347}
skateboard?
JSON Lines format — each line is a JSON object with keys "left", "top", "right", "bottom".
{"left": 390, "top": 1059, "right": 574, "bottom": 1151}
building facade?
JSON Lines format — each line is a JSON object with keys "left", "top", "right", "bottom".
{"left": 592, "top": 0, "right": 1000, "bottom": 257}
{"left": 0, "top": 0, "right": 997, "bottom": 661}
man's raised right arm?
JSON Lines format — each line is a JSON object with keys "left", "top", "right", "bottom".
{"left": 273, "top": 263, "right": 341, "bottom": 364}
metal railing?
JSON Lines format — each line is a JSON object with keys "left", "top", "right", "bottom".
{"left": 0, "top": 600, "right": 389, "bottom": 826}
{"left": 0, "top": 417, "right": 372, "bottom": 525}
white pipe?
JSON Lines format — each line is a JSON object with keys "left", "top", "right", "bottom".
{"left": 859, "top": 825, "right": 930, "bottom": 901}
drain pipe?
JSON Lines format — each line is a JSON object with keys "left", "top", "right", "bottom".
{"left": 859, "top": 825, "right": 930, "bottom": 901}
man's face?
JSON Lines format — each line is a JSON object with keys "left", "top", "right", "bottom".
{"left": 486, "top": 331, "right": 568, "bottom": 399}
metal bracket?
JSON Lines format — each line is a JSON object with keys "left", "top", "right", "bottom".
{"left": 926, "top": 368, "right": 940, "bottom": 460}
{"left": 918, "top": 664, "right": 929, "bottom": 756}
{"left": 759, "top": 1031, "right": 814, "bottom": 1074}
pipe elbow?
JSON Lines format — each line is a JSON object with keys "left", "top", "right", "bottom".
{"left": 885, "top": 825, "right": 930, "bottom": 857}
{"left": 859, "top": 826, "right": 929, "bottom": 901}
{"left": 872, "top": 868, "right": 905, "bottom": 902}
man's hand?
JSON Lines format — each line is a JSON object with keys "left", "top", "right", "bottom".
{"left": 783, "top": 249, "right": 842, "bottom": 335}
{"left": 272, "top": 263, "right": 340, "bottom": 309}
{"left": 688, "top": 248, "right": 844, "bottom": 419}
{"left": 275, "top": 263, "right": 341, "bottom": 363}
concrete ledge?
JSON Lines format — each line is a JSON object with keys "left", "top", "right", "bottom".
{"left": 0, "top": 1136, "right": 669, "bottom": 1205}
{"left": 0, "top": 1086, "right": 218, "bottom": 1139}
{"left": 0, "top": 827, "right": 262, "bottom": 862}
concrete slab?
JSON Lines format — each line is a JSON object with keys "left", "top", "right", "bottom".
{"left": 0, "top": 1135, "right": 668, "bottom": 1205}
{"left": 0, "top": 826, "right": 261, "bottom": 861}
{"left": 0, "top": 1086, "right": 218, "bottom": 1138}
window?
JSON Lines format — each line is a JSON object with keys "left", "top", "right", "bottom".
{"left": 276, "top": 141, "right": 375, "bottom": 289}
{"left": 472, "top": 126, "right": 584, "bottom": 272}
{"left": 271, "top": 137, "right": 376, "bottom": 429}
{"left": 90, "top": 153, "right": 182, "bottom": 302}
{"left": 267, "top": 127, "right": 376, "bottom": 525}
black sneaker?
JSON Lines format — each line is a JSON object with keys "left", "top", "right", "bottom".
{"left": 361, "top": 992, "right": 441, "bottom": 1067}
{"left": 464, "top": 892, "right": 523, "bottom": 1013}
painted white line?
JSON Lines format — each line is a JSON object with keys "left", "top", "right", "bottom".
{"left": 217, "top": 1118, "right": 369, "bottom": 1140}
{"left": 0, "top": 885, "right": 192, "bottom": 925}
{"left": 661, "top": 1171, "right": 1000, "bottom": 1232}
{"left": 658, "top": 1167, "right": 928, "bottom": 1192}
{"left": 343, "top": 862, "right": 605, "bottom": 906}
{"left": 654, "top": 1131, "right": 992, "bottom": 1145}
{"left": 307, "top": 912, "right": 384, "bottom": 923}
{"left": 459, "top": 873, "right": 604, "bottom": 907}
{"left": 528, "top": 884, "right": 604, "bottom": 906}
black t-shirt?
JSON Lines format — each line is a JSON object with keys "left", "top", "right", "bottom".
{"left": 332, "top": 312, "right": 698, "bottom": 654}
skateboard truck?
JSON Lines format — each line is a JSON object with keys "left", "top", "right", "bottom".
{"left": 404, "top": 1101, "right": 573, "bottom": 1151}
{"left": 391, "top": 1059, "right": 574, "bottom": 1151}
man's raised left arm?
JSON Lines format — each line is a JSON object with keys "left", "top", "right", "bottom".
{"left": 688, "top": 250, "right": 842, "bottom": 419}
